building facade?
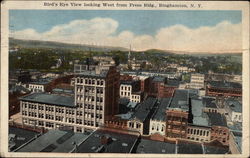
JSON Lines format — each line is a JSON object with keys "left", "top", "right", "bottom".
{"left": 189, "top": 73, "right": 205, "bottom": 89}
{"left": 20, "top": 66, "right": 120, "bottom": 133}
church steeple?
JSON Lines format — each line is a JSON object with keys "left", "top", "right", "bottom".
{"left": 128, "top": 45, "right": 131, "bottom": 61}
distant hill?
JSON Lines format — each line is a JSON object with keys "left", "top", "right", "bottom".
{"left": 9, "top": 38, "right": 242, "bottom": 56}
{"left": 9, "top": 38, "right": 128, "bottom": 52}
{"left": 141, "top": 49, "right": 174, "bottom": 55}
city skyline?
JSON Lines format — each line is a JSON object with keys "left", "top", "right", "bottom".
{"left": 10, "top": 10, "right": 242, "bottom": 53}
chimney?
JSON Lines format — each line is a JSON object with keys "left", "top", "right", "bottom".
{"left": 95, "top": 66, "right": 101, "bottom": 74}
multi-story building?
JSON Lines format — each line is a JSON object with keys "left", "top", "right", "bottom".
{"left": 28, "top": 81, "right": 49, "bottom": 93}
{"left": 202, "top": 97, "right": 219, "bottom": 113}
{"left": 189, "top": 73, "right": 205, "bottom": 89}
{"left": 119, "top": 80, "right": 140, "bottom": 100}
{"left": 149, "top": 76, "right": 165, "bottom": 97}
{"left": 20, "top": 93, "right": 78, "bottom": 131}
{"left": 224, "top": 98, "right": 242, "bottom": 123}
{"left": 165, "top": 90, "right": 190, "bottom": 140}
{"left": 206, "top": 81, "right": 242, "bottom": 97}
{"left": 74, "top": 66, "right": 120, "bottom": 127}
{"left": 149, "top": 98, "right": 171, "bottom": 136}
{"left": 130, "top": 92, "right": 143, "bottom": 103}
{"left": 207, "top": 112, "right": 229, "bottom": 146}
{"left": 127, "top": 97, "right": 158, "bottom": 135}
{"left": 158, "top": 79, "right": 179, "bottom": 98}
{"left": 186, "top": 125, "right": 211, "bottom": 142}
{"left": 20, "top": 66, "right": 120, "bottom": 133}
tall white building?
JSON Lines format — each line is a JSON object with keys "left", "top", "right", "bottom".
{"left": 20, "top": 66, "right": 120, "bottom": 133}
{"left": 190, "top": 73, "right": 205, "bottom": 89}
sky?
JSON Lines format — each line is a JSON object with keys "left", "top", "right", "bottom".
{"left": 9, "top": 10, "right": 242, "bottom": 53}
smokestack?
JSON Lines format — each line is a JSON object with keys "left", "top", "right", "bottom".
{"left": 86, "top": 58, "right": 90, "bottom": 71}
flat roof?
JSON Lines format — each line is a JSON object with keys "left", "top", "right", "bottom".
{"left": 9, "top": 127, "right": 39, "bottom": 151}
{"left": 166, "top": 79, "right": 180, "bottom": 87}
{"left": 131, "top": 97, "right": 157, "bottom": 122}
{"left": 19, "top": 93, "right": 75, "bottom": 107}
{"left": 77, "top": 129, "right": 139, "bottom": 153}
{"left": 203, "top": 97, "right": 217, "bottom": 108}
{"left": 17, "top": 130, "right": 90, "bottom": 152}
{"left": 191, "top": 99, "right": 209, "bottom": 126}
{"left": 169, "top": 89, "right": 189, "bottom": 111}
{"left": 152, "top": 76, "right": 165, "bottom": 82}
{"left": 136, "top": 139, "right": 176, "bottom": 154}
{"left": 204, "top": 146, "right": 229, "bottom": 154}
{"left": 225, "top": 98, "right": 242, "bottom": 113}
{"left": 207, "top": 81, "right": 242, "bottom": 89}
{"left": 76, "top": 70, "right": 108, "bottom": 79}
{"left": 177, "top": 142, "right": 203, "bottom": 154}
{"left": 152, "top": 98, "right": 171, "bottom": 121}
{"left": 207, "top": 112, "right": 227, "bottom": 127}
{"left": 120, "top": 80, "right": 138, "bottom": 85}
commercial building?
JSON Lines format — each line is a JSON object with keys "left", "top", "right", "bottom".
{"left": 206, "top": 81, "right": 242, "bottom": 97}
{"left": 149, "top": 98, "right": 171, "bottom": 136}
{"left": 20, "top": 66, "right": 120, "bottom": 133}
{"left": 127, "top": 97, "right": 158, "bottom": 135}
{"left": 28, "top": 81, "right": 49, "bottom": 93}
{"left": 74, "top": 66, "right": 120, "bottom": 129}
{"left": 119, "top": 80, "right": 140, "bottom": 99}
{"left": 224, "top": 98, "right": 242, "bottom": 123}
{"left": 189, "top": 73, "right": 205, "bottom": 89}
{"left": 207, "top": 112, "right": 229, "bottom": 146}
{"left": 165, "top": 90, "right": 190, "bottom": 140}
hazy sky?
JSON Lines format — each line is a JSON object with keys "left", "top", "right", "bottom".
{"left": 9, "top": 10, "right": 242, "bottom": 53}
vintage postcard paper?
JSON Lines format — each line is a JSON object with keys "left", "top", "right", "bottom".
{"left": 1, "top": 1, "right": 249, "bottom": 158}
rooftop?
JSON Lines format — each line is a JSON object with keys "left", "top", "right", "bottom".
{"left": 191, "top": 99, "right": 209, "bottom": 126}
{"left": 76, "top": 70, "right": 108, "bottom": 79}
{"left": 19, "top": 93, "right": 75, "bottom": 107}
{"left": 225, "top": 98, "right": 242, "bottom": 113}
{"left": 169, "top": 89, "right": 189, "bottom": 111}
{"left": 17, "top": 130, "right": 90, "bottom": 152}
{"left": 9, "top": 127, "right": 39, "bottom": 151}
{"left": 131, "top": 97, "right": 157, "bottom": 122}
{"left": 166, "top": 79, "right": 180, "bottom": 87}
{"left": 177, "top": 142, "right": 203, "bottom": 154}
{"left": 77, "top": 129, "right": 139, "bottom": 153}
{"left": 152, "top": 76, "right": 165, "bottom": 82}
{"left": 52, "top": 88, "right": 74, "bottom": 94}
{"left": 207, "top": 112, "right": 227, "bottom": 127}
{"left": 151, "top": 98, "right": 172, "bottom": 121}
{"left": 207, "top": 81, "right": 242, "bottom": 89}
{"left": 120, "top": 80, "right": 138, "bottom": 85}
{"left": 203, "top": 97, "right": 217, "bottom": 108}
{"left": 136, "top": 139, "right": 175, "bottom": 154}
{"left": 204, "top": 146, "right": 229, "bottom": 154}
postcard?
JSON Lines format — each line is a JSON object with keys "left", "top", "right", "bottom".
{"left": 1, "top": 1, "right": 249, "bottom": 158}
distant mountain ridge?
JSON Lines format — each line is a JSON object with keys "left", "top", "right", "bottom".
{"left": 9, "top": 38, "right": 242, "bottom": 55}
{"left": 9, "top": 38, "right": 128, "bottom": 52}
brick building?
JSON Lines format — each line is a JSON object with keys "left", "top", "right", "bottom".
{"left": 206, "top": 81, "right": 242, "bottom": 97}
{"left": 165, "top": 90, "right": 190, "bottom": 140}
